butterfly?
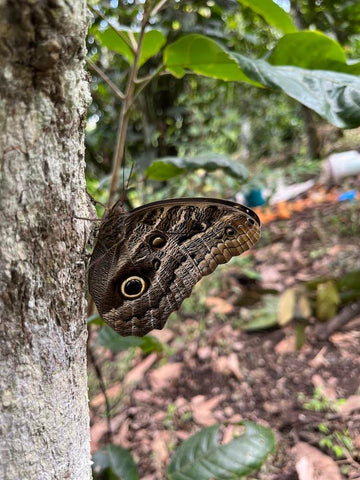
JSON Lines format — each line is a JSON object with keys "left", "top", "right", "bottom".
{"left": 88, "top": 198, "right": 261, "bottom": 336}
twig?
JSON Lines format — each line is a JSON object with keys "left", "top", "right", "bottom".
{"left": 88, "top": 344, "right": 113, "bottom": 443}
{"left": 151, "top": 0, "right": 169, "bottom": 16}
{"left": 130, "top": 64, "right": 165, "bottom": 108}
{"left": 108, "top": 0, "right": 155, "bottom": 205}
{"left": 317, "top": 300, "right": 360, "bottom": 340}
{"left": 88, "top": 4, "right": 135, "bottom": 54}
{"left": 86, "top": 58, "right": 125, "bottom": 100}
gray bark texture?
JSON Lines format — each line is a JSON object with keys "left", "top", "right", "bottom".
{"left": 0, "top": 1, "right": 92, "bottom": 479}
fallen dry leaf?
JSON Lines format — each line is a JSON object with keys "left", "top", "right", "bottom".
{"left": 90, "top": 419, "right": 109, "bottom": 453}
{"left": 151, "top": 430, "right": 172, "bottom": 475}
{"left": 275, "top": 335, "right": 296, "bottom": 354}
{"left": 205, "top": 296, "right": 234, "bottom": 315}
{"left": 311, "top": 374, "right": 337, "bottom": 401}
{"left": 149, "top": 362, "right": 183, "bottom": 391}
{"left": 149, "top": 328, "right": 174, "bottom": 343}
{"left": 124, "top": 352, "right": 158, "bottom": 385}
{"left": 214, "top": 353, "right": 243, "bottom": 380}
{"left": 309, "top": 347, "right": 330, "bottom": 369}
{"left": 112, "top": 418, "right": 131, "bottom": 448}
{"left": 197, "top": 346, "right": 213, "bottom": 360}
{"left": 338, "top": 395, "right": 360, "bottom": 418}
{"left": 191, "top": 394, "right": 226, "bottom": 426}
{"left": 90, "top": 382, "right": 122, "bottom": 408}
{"left": 292, "top": 442, "right": 342, "bottom": 480}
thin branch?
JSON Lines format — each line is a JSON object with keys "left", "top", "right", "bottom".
{"left": 108, "top": 0, "right": 154, "bottom": 205}
{"left": 317, "top": 300, "right": 360, "bottom": 340}
{"left": 128, "top": 30, "right": 138, "bottom": 51}
{"left": 129, "top": 65, "right": 165, "bottom": 111}
{"left": 88, "top": 344, "right": 113, "bottom": 444}
{"left": 89, "top": 4, "right": 135, "bottom": 54}
{"left": 86, "top": 58, "right": 125, "bottom": 100}
{"left": 151, "top": 0, "right": 169, "bottom": 17}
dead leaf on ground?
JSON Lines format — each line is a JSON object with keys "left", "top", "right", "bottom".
{"left": 309, "top": 347, "right": 329, "bottom": 369}
{"left": 258, "top": 265, "right": 283, "bottom": 289}
{"left": 214, "top": 353, "right": 243, "bottom": 380}
{"left": 205, "top": 296, "right": 234, "bottom": 315}
{"left": 339, "top": 395, "right": 360, "bottom": 418}
{"left": 90, "top": 382, "right": 122, "bottom": 408}
{"left": 149, "top": 328, "right": 174, "bottom": 343}
{"left": 275, "top": 335, "right": 297, "bottom": 354}
{"left": 312, "top": 374, "right": 337, "bottom": 401}
{"left": 124, "top": 352, "right": 158, "bottom": 385}
{"left": 292, "top": 442, "right": 342, "bottom": 480}
{"left": 151, "top": 430, "right": 172, "bottom": 475}
{"left": 112, "top": 418, "right": 131, "bottom": 448}
{"left": 197, "top": 346, "right": 213, "bottom": 360}
{"left": 191, "top": 394, "right": 226, "bottom": 426}
{"left": 149, "top": 362, "right": 183, "bottom": 391}
{"left": 90, "top": 419, "right": 109, "bottom": 453}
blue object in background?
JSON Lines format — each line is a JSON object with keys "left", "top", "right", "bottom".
{"left": 245, "top": 188, "right": 265, "bottom": 207}
{"left": 338, "top": 190, "right": 357, "bottom": 202}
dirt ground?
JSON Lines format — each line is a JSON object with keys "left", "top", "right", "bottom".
{"left": 89, "top": 183, "right": 360, "bottom": 479}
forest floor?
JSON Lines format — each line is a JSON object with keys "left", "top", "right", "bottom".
{"left": 89, "top": 177, "right": 360, "bottom": 480}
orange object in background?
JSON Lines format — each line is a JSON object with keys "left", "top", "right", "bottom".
{"left": 252, "top": 183, "right": 358, "bottom": 225}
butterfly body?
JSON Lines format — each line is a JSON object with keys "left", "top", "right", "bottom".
{"left": 88, "top": 198, "right": 261, "bottom": 336}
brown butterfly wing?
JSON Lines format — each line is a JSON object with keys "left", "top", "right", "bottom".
{"left": 88, "top": 199, "right": 261, "bottom": 336}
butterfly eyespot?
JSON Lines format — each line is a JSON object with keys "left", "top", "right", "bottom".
{"left": 225, "top": 226, "right": 236, "bottom": 237}
{"left": 149, "top": 234, "right": 167, "bottom": 249}
{"left": 121, "top": 276, "right": 147, "bottom": 299}
{"left": 153, "top": 259, "right": 161, "bottom": 270}
{"left": 247, "top": 217, "right": 255, "bottom": 225}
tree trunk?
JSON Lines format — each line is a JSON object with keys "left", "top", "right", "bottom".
{"left": 0, "top": 1, "right": 92, "bottom": 479}
{"left": 301, "top": 105, "right": 322, "bottom": 159}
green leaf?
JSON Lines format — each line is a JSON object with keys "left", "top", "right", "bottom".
{"left": 269, "top": 31, "right": 360, "bottom": 74}
{"left": 139, "top": 335, "right": 164, "bottom": 354}
{"left": 97, "top": 28, "right": 166, "bottom": 66}
{"left": 87, "top": 313, "right": 105, "bottom": 326}
{"left": 97, "top": 325, "right": 144, "bottom": 351}
{"left": 316, "top": 281, "right": 340, "bottom": 321}
{"left": 167, "top": 422, "right": 275, "bottom": 479}
{"left": 232, "top": 53, "right": 360, "bottom": 128}
{"left": 238, "top": 0, "right": 297, "bottom": 34}
{"left": 146, "top": 154, "right": 248, "bottom": 181}
{"left": 97, "top": 325, "right": 165, "bottom": 353}
{"left": 164, "top": 34, "right": 256, "bottom": 83}
{"left": 241, "top": 295, "right": 279, "bottom": 331}
{"left": 93, "top": 444, "right": 138, "bottom": 480}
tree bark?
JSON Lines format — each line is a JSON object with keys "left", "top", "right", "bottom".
{"left": 301, "top": 105, "right": 322, "bottom": 159}
{"left": 0, "top": 1, "right": 92, "bottom": 479}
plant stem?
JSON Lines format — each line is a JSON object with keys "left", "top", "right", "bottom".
{"left": 87, "top": 58, "right": 125, "bottom": 100}
{"left": 88, "top": 4, "right": 135, "bottom": 53}
{"left": 108, "top": 0, "right": 155, "bottom": 206}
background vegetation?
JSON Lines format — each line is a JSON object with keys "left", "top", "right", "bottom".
{"left": 86, "top": 1, "right": 360, "bottom": 478}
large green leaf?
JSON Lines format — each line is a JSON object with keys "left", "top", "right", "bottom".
{"left": 167, "top": 422, "right": 275, "bottom": 479}
{"left": 238, "top": 0, "right": 297, "bottom": 34}
{"left": 93, "top": 444, "right": 138, "bottom": 480}
{"left": 269, "top": 31, "right": 360, "bottom": 74}
{"left": 145, "top": 154, "right": 248, "bottom": 181}
{"left": 164, "top": 34, "right": 360, "bottom": 128}
{"left": 97, "top": 28, "right": 166, "bottom": 66}
{"left": 164, "top": 34, "right": 256, "bottom": 83}
{"left": 97, "top": 325, "right": 144, "bottom": 351}
{"left": 232, "top": 53, "right": 360, "bottom": 128}
{"left": 97, "top": 325, "right": 164, "bottom": 353}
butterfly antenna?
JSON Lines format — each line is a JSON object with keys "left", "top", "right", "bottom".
{"left": 121, "top": 162, "right": 126, "bottom": 204}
